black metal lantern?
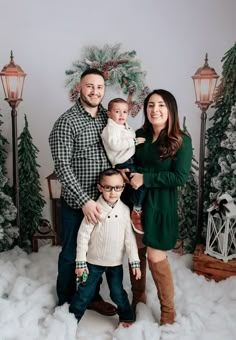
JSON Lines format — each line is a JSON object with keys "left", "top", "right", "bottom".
{"left": 192, "top": 54, "right": 219, "bottom": 242}
{"left": 0, "top": 51, "right": 27, "bottom": 244}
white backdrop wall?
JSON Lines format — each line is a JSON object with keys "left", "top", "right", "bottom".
{"left": 0, "top": 0, "right": 235, "bottom": 222}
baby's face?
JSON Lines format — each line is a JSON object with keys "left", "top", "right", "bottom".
{"left": 108, "top": 102, "right": 129, "bottom": 125}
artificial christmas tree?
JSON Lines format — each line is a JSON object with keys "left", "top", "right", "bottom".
{"left": 18, "top": 115, "right": 45, "bottom": 250}
{"left": 0, "top": 110, "right": 12, "bottom": 196}
{"left": 211, "top": 104, "right": 236, "bottom": 198}
{"left": 178, "top": 117, "right": 198, "bottom": 253}
{"left": 204, "top": 42, "right": 236, "bottom": 230}
{"left": 0, "top": 165, "right": 18, "bottom": 252}
{"left": 0, "top": 109, "right": 17, "bottom": 252}
{"left": 0, "top": 110, "right": 9, "bottom": 175}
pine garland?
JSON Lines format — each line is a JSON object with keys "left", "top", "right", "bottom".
{"left": 65, "top": 43, "right": 149, "bottom": 116}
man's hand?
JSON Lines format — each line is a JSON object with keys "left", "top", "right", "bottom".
{"left": 132, "top": 267, "right": 141, "bottom": 280}
{"left": 82, "top": 200, "right": 102, "bottom": 224}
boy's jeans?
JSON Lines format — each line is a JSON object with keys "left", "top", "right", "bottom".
{"left": 69, "top": 263, "right": 134, "bottom": 323}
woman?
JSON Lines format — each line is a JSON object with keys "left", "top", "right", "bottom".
{"left": 129, "top": 89, "right": 193, "bottom": 325}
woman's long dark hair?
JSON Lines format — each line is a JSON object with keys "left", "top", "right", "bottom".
{"left": 142, "top": 89, "right": 183, "bottom": 159}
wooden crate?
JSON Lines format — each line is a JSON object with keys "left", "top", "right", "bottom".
{"left": 193, "top": 244, "right": 236, "bottom": 282}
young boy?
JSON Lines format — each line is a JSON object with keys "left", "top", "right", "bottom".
{"left": 69, "top": 168, "right": 141, "bottom": 327}
{"left": 101, "top": 98, "right": 146, "bottom": 234}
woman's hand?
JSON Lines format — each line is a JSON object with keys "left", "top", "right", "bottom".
{"left": 130, "top": 173, "right": 144, "bottom": 189}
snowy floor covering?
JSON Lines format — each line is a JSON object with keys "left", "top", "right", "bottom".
{"left": 0, "top": 245, "right": 236, "bottom": 340}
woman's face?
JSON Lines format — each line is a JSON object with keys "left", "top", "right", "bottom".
{"left": 146, "top": 94, "right": 169, "bottom": 130}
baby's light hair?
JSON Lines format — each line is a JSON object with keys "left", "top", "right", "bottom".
{"left": 108, "top": 98, "right": 128, "bottom": 111}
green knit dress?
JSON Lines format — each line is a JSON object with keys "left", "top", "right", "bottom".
{"left": 135, "top": 129, "right": 193, "bottom": 250}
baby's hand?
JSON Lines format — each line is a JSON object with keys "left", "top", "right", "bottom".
{"left": 136, "top": 137, "right": 146, "bottom": 144}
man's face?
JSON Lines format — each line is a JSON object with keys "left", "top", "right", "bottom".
{"left": 78, "top": 74, "right": 105, "bottom": 109}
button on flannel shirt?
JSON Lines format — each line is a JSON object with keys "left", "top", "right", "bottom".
{"left": 49, "top": 100, "right": 111, "bottom": 209}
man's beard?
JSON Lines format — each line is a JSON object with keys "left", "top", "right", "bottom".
{"left": 80, "top": 91, "right": 102, "bottom": 108}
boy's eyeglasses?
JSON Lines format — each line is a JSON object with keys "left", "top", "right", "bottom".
{"left": 99, "top": 184, "right": 125, "bottom": 192}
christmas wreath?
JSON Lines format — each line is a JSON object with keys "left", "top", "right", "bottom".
{"left": 65, "top": 43, "right": 150, "bottom": 117}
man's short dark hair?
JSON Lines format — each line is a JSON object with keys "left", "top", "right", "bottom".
{"left": 80, "top": 68, "right": 105, "bottom": 81}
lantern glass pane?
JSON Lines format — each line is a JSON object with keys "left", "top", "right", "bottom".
{"left": 0, "top": 76, "right": 8, "bottom": 98}
{"left": 193, "top": 79, "right": 200, "bottom": 102}
{"left": 199, "top": 79, "right": 210, "bottom": 102}
{"left": 8, "top": 76, "right": 18, "bottom": 99}
{"left": 209, "top": 78, "right": 217, "bottom": 101}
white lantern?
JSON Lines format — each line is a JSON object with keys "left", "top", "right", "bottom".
{"left": 205, "top": 193, "right": 236, "bottom": 262}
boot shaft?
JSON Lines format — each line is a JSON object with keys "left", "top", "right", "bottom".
{"left": 129, "top": 247, "right": 147, "bottom": 309}
{"left": 148, "top": 257, "right": 175, "bottom": 325}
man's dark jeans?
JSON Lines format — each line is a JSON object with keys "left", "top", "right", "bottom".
{"left": 56, "top": 198, "right": 101, "bottom": 305}
{"left": 69, "top": 263, "right": 134, "bottom": 323}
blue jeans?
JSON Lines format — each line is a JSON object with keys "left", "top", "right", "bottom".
{"left": 69, "top": 263, "right": 134, "bottom": 323}
{"left": 56, "top": 198, "right": 101, "bottom": 305}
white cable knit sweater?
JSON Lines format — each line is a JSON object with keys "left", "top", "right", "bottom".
{"left": 76, "top": 195, "right": 140, "bottom": 266}
{"left": 101, "top": 118, "right": 136, "bottom": 167}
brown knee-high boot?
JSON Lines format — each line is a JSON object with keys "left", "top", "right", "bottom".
{"left": 129, "top": 247, "right": 147, "bottom": 310}
{"left": 148, "top": 257, "right": 175, "bottom": 325}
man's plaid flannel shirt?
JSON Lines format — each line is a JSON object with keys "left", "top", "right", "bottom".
{"left": 49, "top": 100, "right": 111, "bottom": 209}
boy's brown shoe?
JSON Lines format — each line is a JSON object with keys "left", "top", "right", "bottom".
{"left": 87, "top": 300, "right": 117, "bottom": 316}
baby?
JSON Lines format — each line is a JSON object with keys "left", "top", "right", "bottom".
{"left": 101, "top": 98, "right": 146, "bottom": 234}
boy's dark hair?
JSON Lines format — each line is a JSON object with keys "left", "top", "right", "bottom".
{"left": 80, "top": 68, "right": 105, "bottom": 80}
{"left": 108, "top": 98, "right": 128, "bottom": 111}
{"left": 99, "top": 168, "right": 122, "bottom": 183}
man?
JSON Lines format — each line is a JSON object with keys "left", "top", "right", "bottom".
{"left": 49, "top": 68, "right": 116, "bottom": 315}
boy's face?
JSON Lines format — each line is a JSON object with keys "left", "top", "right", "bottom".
{"left": 108, "top": 102, "right": 129, "bottom": 125}
{"left": 97, "top": 174, "right": 125, "bottom": 204}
